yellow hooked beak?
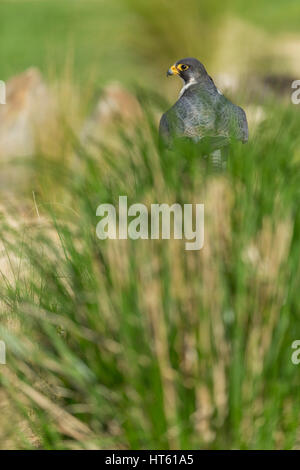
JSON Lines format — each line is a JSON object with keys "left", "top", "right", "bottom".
{"left": 167, "top": 65, "right": 179, "bottom": 76}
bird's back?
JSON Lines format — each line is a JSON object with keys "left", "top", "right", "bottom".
{"left": 160, "top": 82, "right": 248, "bottom": 146}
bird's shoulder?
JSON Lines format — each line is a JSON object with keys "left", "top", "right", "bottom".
{"left": 216, "top": 96, "right": 248, "bottom": 142}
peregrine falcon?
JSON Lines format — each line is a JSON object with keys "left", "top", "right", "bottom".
{"left": 159, "top": 58, "right": 248, "bottom": 165}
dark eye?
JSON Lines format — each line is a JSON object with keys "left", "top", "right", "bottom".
{"left": 180, "top": 64, "right": 188, "bottom": 71}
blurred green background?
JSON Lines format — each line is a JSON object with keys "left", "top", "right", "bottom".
{"left": 1, "top": 0, "right": 299, "bottom": 86}
{"left": 0, "top": 0, "right": 300, "bottom": 451}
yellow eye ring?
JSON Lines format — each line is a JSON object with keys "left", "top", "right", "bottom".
{"left": 177, "top": 64, "right": 189, "bottom": 72}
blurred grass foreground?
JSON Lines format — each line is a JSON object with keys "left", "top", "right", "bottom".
{"left": 0, "top": 0, "right": 300, "bottom": 450}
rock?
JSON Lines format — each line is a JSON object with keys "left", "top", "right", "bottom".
{"left": 215, "top": 73, "right": 240, "bottom": 96}
{"left": 0, "top": 68, "right": 52, "bottom": 159}
{"left": 215, "top": 72, "right": 295, "bottom": 104}
{"left": 81, "top": 82, "right": 142, "bottom": 145}
{"left": 262, "top": 74, "right": 296, "bottom": 97}
{"left": 0, "top": 68, "right": 53, "bottom": 192}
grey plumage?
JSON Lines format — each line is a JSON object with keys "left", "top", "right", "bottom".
{"left": 159, "top": 58, "right": 248, "bottom": 162}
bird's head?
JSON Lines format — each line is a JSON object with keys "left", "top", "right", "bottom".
{"left": 167, "top": 57, "right": 208, "bottom": 84}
